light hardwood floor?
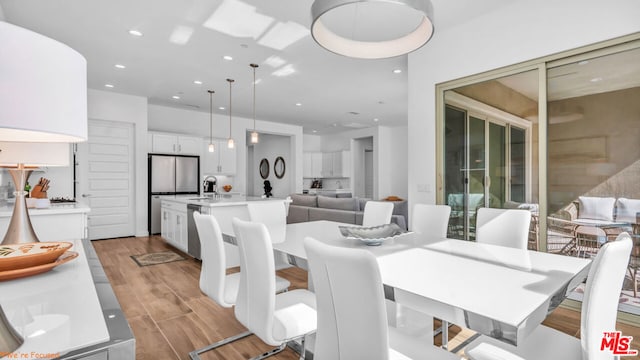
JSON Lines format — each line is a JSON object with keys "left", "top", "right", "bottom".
{"left": 92, "top": 236, "right": 640, "bottom": 359}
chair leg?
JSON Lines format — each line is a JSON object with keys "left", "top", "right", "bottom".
{"left": 433, "top": 320, "right": 452, "bottom": 350}
{"left": 298, "top": 335, "right": 306, "bottom": 360}
{"left": 189, "top": 330, "right": 252, "bottom": 360}
{"left": 248, "top": 343, "right": 287, "bottom": 360}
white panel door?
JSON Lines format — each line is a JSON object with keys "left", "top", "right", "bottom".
{"left": 77, "top": 119, "right": 135, "bottom": 240}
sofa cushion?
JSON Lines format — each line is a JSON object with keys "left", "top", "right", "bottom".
{"left": 291, "top": 194, "right": 317, "bottom": 207}
{"left": 309, "top": 207, "right": 356, "bottom": 223}
{"left": 286, "top": 205, "right": 309, "bottom": 224}
{"left": 317, "top": 196, "right": 358, "bottom": 211}
{"left": 578, "top": 196, "right": 616, "bottom": 221}
{"left": 615, "top": 198, "right": 640, "bottom": 223}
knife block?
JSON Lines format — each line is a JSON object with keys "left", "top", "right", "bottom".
{"left": 30, "top": 185, "right": 47, "bottom": 199}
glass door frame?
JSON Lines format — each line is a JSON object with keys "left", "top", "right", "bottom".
{"left": 435, "top": 33, "right": 640, "bottom": 323}
{"left": 444, "top": 92, "right": 533, "bottom": 240}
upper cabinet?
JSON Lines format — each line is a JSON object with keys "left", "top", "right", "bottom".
{"left": 202, "top": 139, "right": 236, "bottom": 175}
{"left": 303, "top": 152, "right": 323, "bottom": 178}
{"left": 149, "top": 132, "right": 201, "bottom": 155}
{"left": 304, "top": 151, "right": 350, "bottom": 178}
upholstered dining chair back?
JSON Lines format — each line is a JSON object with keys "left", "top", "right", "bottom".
{"left": 304, "top": 236, "right": 389, "bottom": 360}
{"left": 362, "top": 201, "right": 394, "bottom": 227}
{"left": 192, "top": 211, "right": 231, "bottom": 307}
{"left": 248, "top": 201, "right": 287, "bottom": 244}
{"left": 581, "top": 233, "right": 632, "bottom": 360}
{"left": 232, "top": 218, "right": 278, "bottom": 345}
{"left": 411, "top": 204, "right": 451, "bottom": 238}
{"left": 476, "top": 208, "right": 531, "bottom": 249}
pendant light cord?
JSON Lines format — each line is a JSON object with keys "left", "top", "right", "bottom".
{"left": 227, "top": 79, "right": 234, "bottom": 138}
{"left": 208, "top": 90, "right": 214, "bottom": 143}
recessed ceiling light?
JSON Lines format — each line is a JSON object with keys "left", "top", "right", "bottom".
{"left": 590, "top": 77, "right": 603, "bottom": 82}
{"left": 223, "top": 55, "right": 233, "bottom": 61}
{"left": 218, "top": 106, "right": 225, "bottom": 110}
{"left": 193, "top": 80, "right": 203, "bottom": 85}
{"left": 115, "top": 64, "right": 126, "bottom": 69}
{"left": 373, "top": 118, "right": 379, "bottom": 122}
{"left": 312, "top": 130, "right": 317, "bottom": 133}
{"left": 172, "top": 95, "right": 181, "bottom": 100}
{"left": 295, "top": 102, "right": 302, "bottom": 106}
{"left": 393, "top": 69, "right": 402, "bottom": 74}
{"left": 128, "top": 30, "right": 143, "bottom": 37}
{"left": 104, "top": 84, "right": 114, "bottom": 88}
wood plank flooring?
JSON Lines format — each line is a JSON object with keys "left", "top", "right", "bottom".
{"left": 92, "top": 235, "right": 640, "bottom": 359}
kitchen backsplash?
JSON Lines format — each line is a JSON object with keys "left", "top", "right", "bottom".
{"left": 303, "top": 178, "right": 350, "bottom": 190}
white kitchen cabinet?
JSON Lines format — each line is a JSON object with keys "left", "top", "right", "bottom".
{"left": 303, "top": 152, "right": 322, "bottom": 178}
{"left": 161, "top": 201, "right": 188, "bottom": 252}
{"left": 0, "top": 206, "right": 89, "bottom": 242}
{"left": 319, "top": 151, "right": 351, "bottom": 177}
{"left": 150, "top": 132, "right": 201, "bottom": 155}
{"left": 202, "top": 139, "right": 236, "bottom": 175}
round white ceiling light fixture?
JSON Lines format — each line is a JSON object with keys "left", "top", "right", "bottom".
{"left": 310, "top": 0, "right": 434, "bottom": 59}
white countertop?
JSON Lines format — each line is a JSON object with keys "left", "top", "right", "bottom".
{"left": 162, "top": 195, "right": 290, "bottom": 208}
{"left": 0, "top": 202, "right": 90, "bottom": 217}
{"left": 0, "top": 239, "right": 110, "bottom": 359}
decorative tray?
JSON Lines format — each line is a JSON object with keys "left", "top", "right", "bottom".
{"left": 339, "top": 223, "right": 412, "bottom": 246}
{"left": 0, "top": 251, "right": 78, "bottom": 281}
{"left": 0, "top": 242, "right": 73, "bottom": 271}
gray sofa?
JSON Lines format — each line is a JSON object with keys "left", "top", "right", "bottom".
{"left": 287, "top": 194, "right": 408, "bottom": 230}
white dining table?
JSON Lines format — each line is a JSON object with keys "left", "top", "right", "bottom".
{"left": 266, "top": 220, "right": 592, "bottom": 346}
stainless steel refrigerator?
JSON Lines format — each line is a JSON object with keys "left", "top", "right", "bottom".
{"left": 148, "top": 154, "right": 200, "bottom": 234}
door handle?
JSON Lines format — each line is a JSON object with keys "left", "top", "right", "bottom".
{"left": 81, "top": 194, "right": 91, "bottom": 197}
{"left": 485, "top": 176, "right": 491, "bottom": 188}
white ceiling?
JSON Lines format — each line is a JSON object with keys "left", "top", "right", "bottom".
{"left": 0, "top": 0, "right": 514, "bottom": 134}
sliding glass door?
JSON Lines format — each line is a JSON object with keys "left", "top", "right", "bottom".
{"left": 444, "top": 99, "right": 530, "bottom": 240}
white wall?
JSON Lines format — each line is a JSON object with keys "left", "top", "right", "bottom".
{"left": 88, "top": 89, "right": 148, "bottom": 236}
{"left": 303, "top": 126, "right": 408, "bottom": 199}
{"left": 148, "top": 104, "right": 304, "bottom": 195}
{"left": 249, "top": 133, "right": 292, "bottom": 198}
{"left": 407, "top": 0, "right": 640, "bottom": 213}
{"left": 379, "top": 126, "right": 408, "bottom": 199}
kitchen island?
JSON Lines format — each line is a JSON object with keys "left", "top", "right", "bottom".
{"left": 0, "top": 202, "right": 90, "bottom": 241}
{"left": 0, "top": 238, "right": 135, "bottom": 359}
{"left": 160, "top": 195, "right": 290, "bottom": 264}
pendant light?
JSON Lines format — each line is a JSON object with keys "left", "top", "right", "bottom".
{"left": 207, "top": 90, "right": 215, "bottom": 153}
{"left": 250, "top": 63, "right": 259, "bottom": 144}
{"left": 226, "top": 78, "right": 235, "bottom": 149}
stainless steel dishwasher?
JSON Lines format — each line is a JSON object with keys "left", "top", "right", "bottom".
{"left": 187, "top": 204, "right": 209, "bottom": 259}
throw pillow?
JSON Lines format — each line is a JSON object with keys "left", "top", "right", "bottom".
{"left": 578, "top": 196, "right": 615, "bottom": 221}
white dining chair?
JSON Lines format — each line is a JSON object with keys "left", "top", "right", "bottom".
{"left": 189, "top": 212, "right": 290, "bottom": 360}
{"left": 411, "top": 204, "right": 452, "bottom": 238}
{"left": 247, "top": 201, "right": 287, "bottom": 243}
{"left": 304, "top": 236, "right": 461, "bottom": 360}
{"left": 475, "top": 207, "right": 531, "bottom": 249}
{"left": 464, "top": 232, "right": 633, "bottom": 360}
{"left": 410, "top": 204, "right": 453, "bottom": 348}
{"left": 362, "top": 201, "right": 394, "bottom": 227}
{"left": 247, "top": 201, "right": 291, "bottom": 270}
{"left": 232, "top": 218, "right": 317, "bottom": 360}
